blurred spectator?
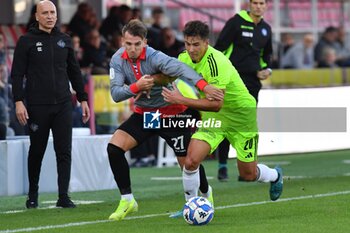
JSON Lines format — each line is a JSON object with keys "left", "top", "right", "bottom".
{"left": 100, "top": 6, "right": 122, "bottom": 41}
{"left": 0, "top": 33, "right": 9, "bottom": 139}
{"left": 26, "top": 4, "right": 37, "bottom": 31}
{"left": 336, "top": 27, "right": 350, "bottom": 67}
{"left": 281, "top": 33, "right": 315, "bottom": 69}
{"left": 280, "top": 33, "right": 295, "bottom": 54}
{"left": 89, "top": 10, "right": 100, "bottom": 30}
{"left": 71, "top": 78, "right": 89, "bottom": 128}
{"left": 0, "top": 97, "right": 8, "bottom": 139}
{"left": 118, "top": 4, "right": 133, "bottom": 25}
{"left": 159, "top": 27, "right": 184, "bottom": 57}
{"left": 0, "top": 34, "right": 6, "bottom": 70}
{"left": 0, "top": 34, "right": 8, "bottom": 92}
{"left": 106, "top": 32, "right": 123, "bottom": 59}
{"left": 147, "top": 7, "right": 164, "bottom": 50}
{"left": 270, "top": 40, "right": 280, "bottom": 68}
{"left": 274, "top": 33, "right": 294, "bottom": 68}
{"left": 2, "top": 33, "right": 26, "bottom": 136}
{"left": 60, "top": 24, "right": 69, "bottom": 34}
{"left": 314, "top": 26, "right": 340, "bottom": 66}
{"left": 132, "top": 7, "right": 142, "bottom": 20}
{"left": 7, "top": 86, "right": 26, "bottom": 136}
{"left": 81, "top": 29, "right": 109, "bottom": 74}
{"left": 71, "top": 34, "right": 84, "bottom": 62}
{"left": 337, "top": 27, "right": 350, "bottom": 50}
{"left": 99, "top": 4, "right": 132, "bottom": 42}
{"left": 70, "top": 32, "right": 89, "bottom": 127}
{"left": 67, "top": 3, "right": 95, "bottom": 42}
{"left": 0, "top": 85, "right": 7, "bottom": 139}
{"left": 317, "top": 47, "right": 338, "bottom": 68}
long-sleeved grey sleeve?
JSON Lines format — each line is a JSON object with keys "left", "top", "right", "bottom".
{"left": 109, "top": 63, "right": 135, "bottom": 103}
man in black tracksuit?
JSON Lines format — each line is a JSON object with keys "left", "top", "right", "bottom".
{"left": 11, "top": 0, "right": 90, "bottom": 208}
{"left": 214, "top": 0, "right": 272, "bottom": 181}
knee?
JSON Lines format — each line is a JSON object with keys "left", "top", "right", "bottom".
{"left": 177, "top": 157, "right": 185, "bottom": 169}
{"left": 184, "top": 155, "right": 200, "bottom": 171}
{"left": 107, "top": 143, "right": 125, "bottom": 157}
{"left": 107, "top": 143, "right": 114, "bottom": 155}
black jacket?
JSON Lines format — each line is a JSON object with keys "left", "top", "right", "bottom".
{"left": 215, "top": 10, "right": 272, "bottom": 85}
{"left": 11, "top": 24, "right": 87, "bottom": 105}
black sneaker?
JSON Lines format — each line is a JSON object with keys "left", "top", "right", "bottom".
{"left": 26, "top": 198, "right": 38, "bottom": 209}
{"left": 218, "top": 167, "right": 228, "bottom": 182}
{"left": 56, "top": 197, "right": 76, "bottom": 208}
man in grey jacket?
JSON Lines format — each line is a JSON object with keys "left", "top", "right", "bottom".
{"left": 281, "top": 33, "right": 315, "bottom": 69}
{"left": 107, "top": 19, "right": 223, "bottom": 221}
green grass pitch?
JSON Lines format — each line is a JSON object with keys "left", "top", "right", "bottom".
{"left": 1, "top": 150, "right": 349, "bottom": 233}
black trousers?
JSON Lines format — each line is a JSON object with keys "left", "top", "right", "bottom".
{"left": 239, "top": 72, "right": 261, "bottom": 103}
{"left": 27, "top": 101, "right": 72, "bottom": 198}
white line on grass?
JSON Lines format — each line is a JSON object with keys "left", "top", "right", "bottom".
{"left": 152, "top": 174, "right": 349, "bottom": 181}
{"left": 151, "top": 176, "right": 213, "bottom": 181}
{"left": 342, "top": 160, "right": 350, "bottom": 164}
{"left": 1, "top": 200, "right": 104, "bottom": 215}
{"left": 1, "top": 190, "right": 350, "bottom": 233}
{"left": 215, "top": 190, "right": 350, "bottom": 210}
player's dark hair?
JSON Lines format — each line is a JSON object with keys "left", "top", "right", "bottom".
{"left": 183, "top": 20, "right": 209, "bottom": 40}
{"left": 122, "top": 19, "right": 147, "bottom": 39}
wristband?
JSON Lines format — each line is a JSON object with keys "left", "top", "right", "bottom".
{"left": 130, "top": 83, "right": 140, "bottom": 94}
{"left": 196, "top": 79, "right": 208, "bottom": 91}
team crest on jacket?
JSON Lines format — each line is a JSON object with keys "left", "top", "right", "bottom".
{"left": 261, "top": 28, "right": 267, "bottom": 36}
{"left": 57, "top": 40, "right": 65, "bottom": 48}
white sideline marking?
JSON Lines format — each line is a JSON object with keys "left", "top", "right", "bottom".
{"left": 1, "top": 190, "right": 350, "bottom": 233}
{"left": 1, "top": 200, "right": 104, "bottom": 215}
{"left": 151, "top": 176, "right": 213, "bottom": 181}
{"left": 215, "top": 190, "right": 350, "bottom": 210}
{"left": 152, "top": 173, "right": 348, "bottom": 181}
{"left": 342, "top": 160, "right": 350, "bottom": 164}
{"left": 1, "top": 210, "right": 24, "bottom": 214}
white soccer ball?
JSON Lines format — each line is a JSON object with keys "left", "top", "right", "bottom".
{"left": 183, "top": 196, "right": 214, "bottom": 226}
